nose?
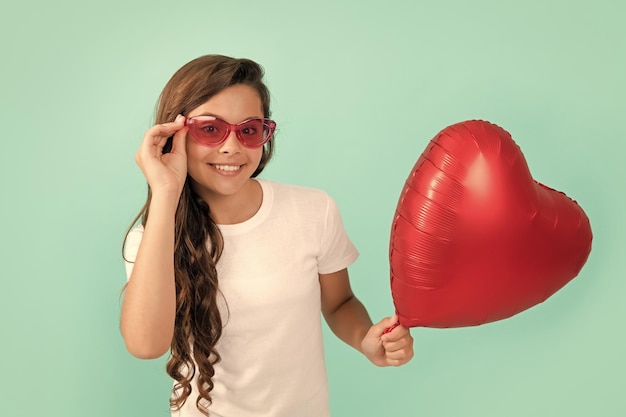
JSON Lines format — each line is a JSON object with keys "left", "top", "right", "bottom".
{"left": 217, "top": 130, "right": 242, "bottom": 154}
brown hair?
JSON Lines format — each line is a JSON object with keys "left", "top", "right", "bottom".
{"left": 124, "top": 55, "right": 274, "bottom": 415}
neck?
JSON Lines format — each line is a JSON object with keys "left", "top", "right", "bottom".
{"left": 200, "top": 179, "right": 263, "bottom": 225}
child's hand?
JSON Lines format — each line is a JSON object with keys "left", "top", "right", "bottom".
{"left": 135, "top": 114, "right": 189, "bottom": 197}
{"left": 361, "top": 315, "right": 414, "bottom": 367}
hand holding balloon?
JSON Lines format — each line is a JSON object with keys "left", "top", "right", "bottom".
{"left": 389, "top": 120, "right": 592, "bottom": 328}
{"left": 361, "top": 315, "right": 414, "bottom": 367}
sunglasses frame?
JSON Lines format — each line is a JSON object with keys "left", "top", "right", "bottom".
{"left": 185, "top": 115, "right": 276, "bottom": 148}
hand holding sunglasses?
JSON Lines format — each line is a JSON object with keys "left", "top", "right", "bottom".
{"left": 185, "top": 116, "right": 277, "bottom": 148}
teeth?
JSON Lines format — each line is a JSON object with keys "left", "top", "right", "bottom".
{"left": 214, "top": 164, "right": 241, "bottom": 172}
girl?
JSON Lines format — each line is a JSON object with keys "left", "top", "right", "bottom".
{"left": 121, "top": 55, "right": 414, "bottom": 417}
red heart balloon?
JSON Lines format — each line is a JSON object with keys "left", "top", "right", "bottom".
{"left": 389, "top": 120, "right": 592, "bottom": 328}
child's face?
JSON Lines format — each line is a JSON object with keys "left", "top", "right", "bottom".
{"left": 185, "top": 83, "right": 265, "bottom": 205}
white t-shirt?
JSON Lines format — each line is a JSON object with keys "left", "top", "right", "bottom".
{"left": 124, "top": 180, "right": 359, "bottom": 417}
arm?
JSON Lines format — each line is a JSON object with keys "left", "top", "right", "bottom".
{"left": 320, "top": 268, "right": 414, "bottom": 367}
{"left": 120, "top": 116, "right": 188, "bottom": 359}
{"left": 120, "top": 192, "right": 179, "bottom": 359}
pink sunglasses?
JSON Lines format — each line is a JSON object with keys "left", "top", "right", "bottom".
{"left": 185, "top": 116, "right": 277, "bottom": 148}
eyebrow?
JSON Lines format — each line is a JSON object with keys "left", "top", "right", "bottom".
{"left": 193, "top": 112, "right": 220, "bottom": 118}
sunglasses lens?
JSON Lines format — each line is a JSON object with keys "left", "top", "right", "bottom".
{"left": 191, "top": 118, "right": 228, "bottom": 145}
{"left": 237, "top": 119, "right": 270, "bottom": 146}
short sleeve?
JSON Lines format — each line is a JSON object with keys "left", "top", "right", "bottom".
{"left": 123, "top": 225, "right": 144, "bottom": 281}
{"left": 317, "top": 195, "right": 359, "bottom": 274}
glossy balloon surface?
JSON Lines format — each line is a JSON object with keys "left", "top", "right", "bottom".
{"left": 389, "top": 120, "right": 592, "bottom": 328}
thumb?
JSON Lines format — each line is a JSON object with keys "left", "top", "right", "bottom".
{"left": 170, "top": 122, "right": 188, "bottom": 157}
{"left": 371, "top": 314, "right": 399, "bottom": 337}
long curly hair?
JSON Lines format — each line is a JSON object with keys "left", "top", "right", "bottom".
{"left": 123, "top": 55, "right": 274, "bottom": 415}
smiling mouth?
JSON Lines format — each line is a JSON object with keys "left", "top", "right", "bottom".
{"left": 211, "top": 164, "right": 243, "bottom": 172}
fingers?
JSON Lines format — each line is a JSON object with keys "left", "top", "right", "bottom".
{"left": 363, "top": 315, "right": 414, "bottom": 367}
{"left": 371, "top": 314, "right": 400, "bottom": 338}
{"left": 386, "top": 354, "right": 414, "bottom": 366}
{"left": 383, "top": 337, "right": 413, "bottom": 361}
{"left": 138, "top": 115, "right": 186, "bottom": 160}
{"left": 382, "top": 330, "right": 411, "bottom": 350}
{"left": 150, "top": 114, "right": 186, "bottom": 138}
{"left": 381, "top": 318, "right": 407, "bottom": 343}
{"left": 133, "top": 115, "right": 189, "bottom": 194}
{"left": 380, "top": 316, "right": 414, "bottom": 366}
{"left": 383, "top": 339, "right": 414, "bottom": 366}
{"left": 169, "top": 120, "right": 188, "bottom": 157}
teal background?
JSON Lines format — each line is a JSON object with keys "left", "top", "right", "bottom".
{"left": 1, "top": 0, "right": 624, "bottom": 416}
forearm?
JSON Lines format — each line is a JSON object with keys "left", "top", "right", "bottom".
{"left": 120, "top": 191, "right": 179, "bottom": 358}
{"left": 324, "top": 295, "right": 373, "bottom": 353}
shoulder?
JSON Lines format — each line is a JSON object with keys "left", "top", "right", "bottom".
{"left": 123, "top": 225, "right": 144, "bottom": 260}
{"left": 126, "top": 224, "right": 144, "bottom": 240}
{"left": 260, "top": 180, "right": 341, "bottom": 226}
{"left": 262, "top": 180, "right": 332, "bottom": 207}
